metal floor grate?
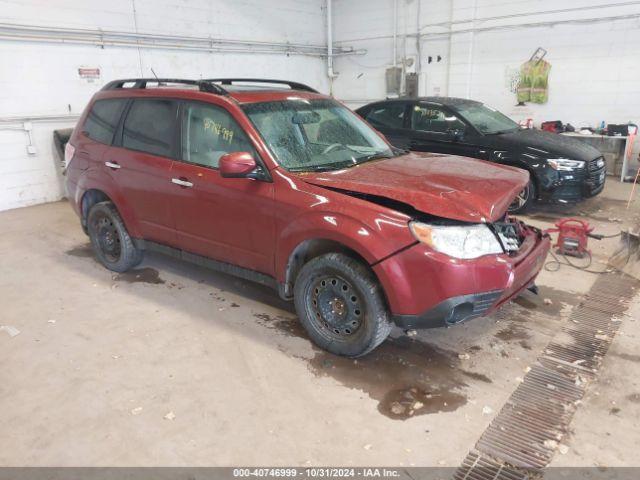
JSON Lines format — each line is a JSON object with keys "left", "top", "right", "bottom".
{"left": 455, "top": 272, "right": 639, "bottom": 476}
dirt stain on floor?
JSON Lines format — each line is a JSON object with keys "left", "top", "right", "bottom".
{"left": 488, "top": 286, "right": 582, "bottom": 351}
{"left": 66, "top": 244, "right": 166, "bottom": 285}
{"left": 253, "top": 313, "right": 307, "bottom": 339}
{"left": 495, "top": 324, "right": 531, "bottom": 343}
{"left": 307, "top": 337, "right": 471, "bottom": 420}
{"left": 460, "top": 370, "right": 492, "bottom": 383}
{"left": 613, "top": 352, "right": 640, "bottom": 363}
{"left": 627, "top": 393, "right": 640, "bottom": 403}
{"left": 254, "top": 311, "right": 477, "bottom": 420}
{"left": 508, "top": 286, "right": 582, "bottom": 319}
{"left": 65, "top": 244, "right": 94, "bottom": 258}
{"left": 114, "top": 268, "right": 165, "bottom": 285}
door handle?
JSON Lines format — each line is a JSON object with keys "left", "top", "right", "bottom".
{"left": 171, "top": 177, "right": 193, "bottom": 188}
{"left": 104, "top": 161, "right": 121, "bottom": 170}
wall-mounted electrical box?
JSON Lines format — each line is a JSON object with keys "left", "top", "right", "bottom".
{"left": 385, "top": 67, "right": 402, "bottom": 96}
{"left": 405, "top": 73, "right": 418, "bottom": 98}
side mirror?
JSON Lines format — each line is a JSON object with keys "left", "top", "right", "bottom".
{"left": 219, "top": 152, "right": 258, "bottom": 178}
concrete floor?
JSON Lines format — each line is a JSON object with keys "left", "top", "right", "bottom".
{"left": 1, "top": 179, "right": 639, "bottom": 467}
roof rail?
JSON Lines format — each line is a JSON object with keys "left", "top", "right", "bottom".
{"left": 101, "top": 78, "right": 228, "bottom": 95}
{"left": 205, "top": 78, "right": 318, "bottom": 93}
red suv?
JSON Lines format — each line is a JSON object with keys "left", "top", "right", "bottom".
{"left": 65, "top": 78, "right": 550, "bottom": 357}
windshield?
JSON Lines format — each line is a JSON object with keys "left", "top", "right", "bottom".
{"left": 242, "top": 98, "right": 394, "bottom": 171}
{"left": 454, "top": 103, "right": 519, "bottom": 135}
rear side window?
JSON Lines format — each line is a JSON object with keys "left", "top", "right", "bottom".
{"left": 122, "top": 99, "right": 178, "bottom": 157}
{"left": 365, "top": 104, "right": 406, "bottom": 129}
{"left": 181, "top": 102, "right": 255, "bottom": 169}
{"left": 82, "top": 99, "right": 127, "bottom": 145}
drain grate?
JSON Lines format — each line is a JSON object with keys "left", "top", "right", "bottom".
{"left": 455, "top": 272, "right": 639, "bottom": 475}
{"left": 455, "top": 451, "right": 528, "bottom": 480}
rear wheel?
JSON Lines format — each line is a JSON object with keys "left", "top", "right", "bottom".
{"left": 87, "top": 201, "right": 143, "bottom": 272}
{"left": 293, "top": 253, "right": 392, "bottom": 357}
{"left": 508, "top": 179, "right": 536, "bottom": 214}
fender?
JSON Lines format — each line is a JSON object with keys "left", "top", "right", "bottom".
{"left": 275, "top": 209, "right": 415, "bottom": 284}
{"left": 76, "top": 167, "right": 143, "bottom": 238}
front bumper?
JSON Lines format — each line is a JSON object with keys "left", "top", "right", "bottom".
{"left": 393, "top": 289, "right": 504, "bottom": 330}
{"left": 374, "top": 225, "right": 550, "bottom": 329}
{"left": 539, "top": 158, "right": 606, "bottom": 203}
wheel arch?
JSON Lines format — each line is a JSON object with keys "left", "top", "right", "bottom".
{"left": 80, "top": 189, "right": 111, "bottom": 233}
{"left": 80, "top": 188, "right": 141, "bottom": 238}
{"left": 280, "top": 238, "right": 386, "bottom": 305}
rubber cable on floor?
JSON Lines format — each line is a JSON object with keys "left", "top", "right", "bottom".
{"left": 544, "top": 230, "right": 630, "bottom": 274}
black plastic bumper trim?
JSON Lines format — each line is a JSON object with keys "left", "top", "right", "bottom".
{"left": 392, "top": 289, "right": 504, "bottom": 330}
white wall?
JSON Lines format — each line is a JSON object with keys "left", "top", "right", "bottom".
{"left": 4, "top": 0, "right": 640, "bottom": 211}
{"left": 332, "top": 0, "right": 640, "bottom": 173}
{"left": 0, "top": 0, "right": 329, "bottom": 211}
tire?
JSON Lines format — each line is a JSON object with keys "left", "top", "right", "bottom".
{"left": 87, "top": 201, "right": 143, "bottom": 273}
{"left": 293, "top": 253, "right": 392, "bottom": 357}
{"left": 508, "top": 179, "right": 536, "bottom": 214}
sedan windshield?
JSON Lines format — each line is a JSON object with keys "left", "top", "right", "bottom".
{"left": 454, "top": 103, "right": 519, "bottom": 135}
{"left": 242, "top": 98, "right": 395, "bottom": 172}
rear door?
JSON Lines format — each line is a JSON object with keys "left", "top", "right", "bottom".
{"left": 168, "top": 100, "right": 276, "bottom": 275}
{"left": 408, "top": 102, "right": 483, "bottom": 158}
{"left": 107, "top": 98, "right": 179, "bottom": 246}
{"left": 360, "top": 102, "right": 410, "bottom": 149}
{"left": 75, "top": 98, "right": 128, "bottom": 173}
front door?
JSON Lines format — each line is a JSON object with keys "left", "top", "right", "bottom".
{"left": 408, "top": 102, "right": 484, "bottom": 159}
{"left": 361, "top": 101, "right": 411, "bottom": 149}
{"left": 108, "top": 97, "right": 179, "bottom": 246}
{"left": 168, "top": 100, "right": 276, "bottom": 275}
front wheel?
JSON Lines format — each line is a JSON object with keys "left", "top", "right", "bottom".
{"left": 293, "top": 253, "right": 392, "bottom": 357}
{"left": 87, "top": 201, "right": 143, "bottom": 272}
{"left": 508, "top": 179, "right": 536, "bottom": 214}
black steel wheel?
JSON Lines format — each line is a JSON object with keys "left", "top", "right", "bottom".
{"left": 87, "top": 201, "right": 143, "bottom": 272}
{"left": 308, "top": 275, "right": 364, "bottom": 338}
{"left": 92, "top": 211, "right": 121, "bottom": 263}
{"left": 294, "top": 253, "right": 392, "bottom": 357}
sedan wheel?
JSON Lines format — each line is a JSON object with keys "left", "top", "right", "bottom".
{"left": 508, "top": 180, "right": 535, "bottom": 214}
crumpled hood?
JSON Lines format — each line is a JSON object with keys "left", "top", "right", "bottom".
{"left": 297, "top": 152, "right": 529, "bottom": 223}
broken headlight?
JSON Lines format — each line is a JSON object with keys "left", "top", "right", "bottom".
{"left": 409, "top": 222, "right": 504, "bottom": 259}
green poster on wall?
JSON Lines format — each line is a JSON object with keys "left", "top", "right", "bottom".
{"left": 517, "top": 59, "right": 551, "bottom": 104}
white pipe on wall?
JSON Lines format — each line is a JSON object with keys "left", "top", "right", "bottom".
{"left": 417, "top": 0, "right": 640, "bottom": 32}
{"left": 465, "top": 0, "right": 478, "bottom": 99}
{"left": 0, "top": 21, "right": 359, "bottom": 57}
{"left": 340, "top": 11, "right": 640, "bottom": 43}
{"left": 393, "top": 0, "right": 398, "bottom": 67}
{"left": 415, "top": 0, "right": 421, "bottom": 95}
{"left": 327, "top": 0, "right": 337, "bottom": 77}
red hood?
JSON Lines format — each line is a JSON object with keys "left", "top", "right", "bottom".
{"left": 297, "top": 152, "right": 529, "bottom": 223}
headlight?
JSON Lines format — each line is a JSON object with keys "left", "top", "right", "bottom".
{"left": 548, "top": 158, "right": 585, "bottom": 171}
{"left": 409, "top": 222, "right": 504, "bottom": 259}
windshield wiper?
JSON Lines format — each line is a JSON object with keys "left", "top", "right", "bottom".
{"left": 288, "top": 161, "right": 356, "bottom": 172}
{"left": 292, "top": 153, "right": 393, "bottom": 172}
{"left": 356, "top": 152, "right": 395, "bottom": 164}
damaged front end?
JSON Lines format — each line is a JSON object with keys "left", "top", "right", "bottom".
{"left": 367, "top": 207, "right": 550, "bottom": 330}
{"left": 297, "top": 165, "right": 550, "bottom": 330}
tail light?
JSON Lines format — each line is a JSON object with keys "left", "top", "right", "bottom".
{"left": 64, "top": 142, "right": 76, "bottom": 169}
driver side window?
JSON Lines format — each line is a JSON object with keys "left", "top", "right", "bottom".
{"left": 181, "top": 102, "right": 255, "bottom": 169}
{"left": 411, "top": 104, "right": 465, "bottom": 133}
